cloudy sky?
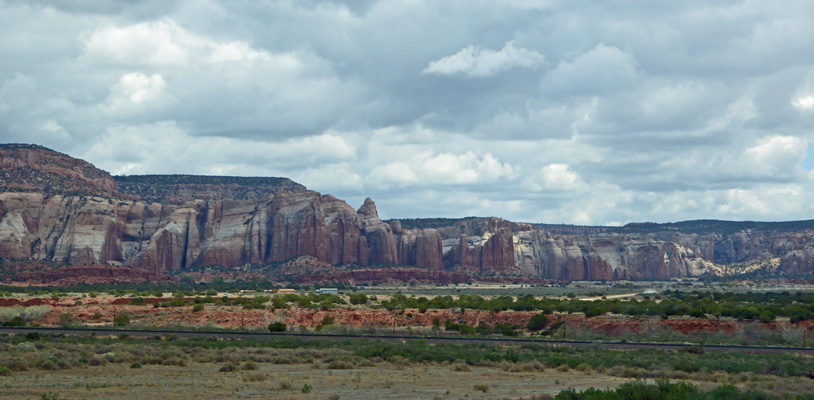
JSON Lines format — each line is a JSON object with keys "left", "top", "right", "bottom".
{"left": 2, "top": 0, "right": 814, "bottom": 225}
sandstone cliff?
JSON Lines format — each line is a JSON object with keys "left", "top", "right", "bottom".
{"left": 3, "top": 144, "right": 814, "bottom": 281}
{"left": 0, "top": 145, "right": 451, "bottom": 274}
{"left": 511, "top": 231, "right": 718, "bottom": 280}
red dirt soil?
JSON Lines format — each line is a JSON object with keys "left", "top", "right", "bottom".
{"left": 6, "top": 295, "right": 811, "bottom": 335}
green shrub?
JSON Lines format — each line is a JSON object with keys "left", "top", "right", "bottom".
{"left": 268, "top": 322, "right": 287, "bottom": 332}
{"left": 349, "top": 293, "right": 368, "bottom": 305}
{"left": 114, "top": 314, "right": 130, "bottom": 327}
{"left": 3, "top": 316, "right": 25, "bottom": 327}
{"left": 551, "top": 379, "right": 783, "bottom": 400}
{"left": 192, "top": 304, "right": 205, "bottom": 312}
{"left": 130, "top": 362, "right": 142, "bottom": 369}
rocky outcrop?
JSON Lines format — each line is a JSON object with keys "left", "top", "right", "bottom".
{"left": 268, "top": 191, "right": 327, "bottom": 263}
{"left": 511, "top": 230, "right": 718, "bottom": 280}
{"left": 357, "top": 198, "right": 399, "bottom": 265}
{"left": 443, "top": 229, "right": 517, "bottom": 274}
{"left": 0, "top": 210, "right": 30, "bottom": 259}
{"left": 478, "top": 229, "right": 515, "bottom": 273}
{"left": 395, "top": 228, "right": 444, "bottom": 270}
{"left": 323, "top": 195, "right": 363, "bottom": 265}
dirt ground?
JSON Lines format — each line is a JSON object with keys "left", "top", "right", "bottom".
{"left": 0, "top": 362, "right": 633, "bottom": 400}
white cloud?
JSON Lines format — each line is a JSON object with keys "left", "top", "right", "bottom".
{"left": 99, "top": 72, "right": 169, "bottom": 116}
{"left": 368, "top": 151, "right": 514, "bottom": 185}
{"left": 715, "top": 185, "right": 808, "bottom": 217}
{"left": 792, "top": 95, "right": 814, "bottom": 111}
{"left": 422, "top": 41, "right": 543, "bottom": 77}
{"left": 81, "top": 20, "right": 286, "bottom": 68}
{"left": 744, "top": 135, "right": 807, "bottom": 174}
{"left": 82, "top": 20, "right": 193, "bottom": 67}
{"left": 538, "top": 164, "right": 581, "bottom": 191}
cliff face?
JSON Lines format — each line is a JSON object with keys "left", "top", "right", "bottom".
{"left": 0, "top": 146, "right": 428, "bottom": 273}
{"left": 0, "top": 188, "right": 443, "bottom": 273}
{"left": 653, "top": 230, "right": 814, "bottom": 275}
{"left": 442, "top": 228, "right": 517, "bottom": 274}
{"left": 3, "top": 145, "right": 814, "bottom": 280}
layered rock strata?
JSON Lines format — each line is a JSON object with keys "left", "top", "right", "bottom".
{"left": 4, "top": 144, "right": 814, "bottom": 279}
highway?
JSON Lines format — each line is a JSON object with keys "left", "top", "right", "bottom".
{"left": 2, "top": 326, "right": 813, "bottom": 356}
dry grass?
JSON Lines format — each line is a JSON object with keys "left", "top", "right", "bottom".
{"left": 0, "top": 358, "right": 634, "bottom": 399}
{"left": 473, "top": 383, "right": 490, "bottom": 392}
{"left": 451, "top": 362, "right": 471, "bottom": 372}
{"left": 244, "top": 372, "right": 266, "bottom": 382}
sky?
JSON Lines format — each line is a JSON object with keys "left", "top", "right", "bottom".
{"left": 2, "top": 0, "right": 814, "bottom": 225}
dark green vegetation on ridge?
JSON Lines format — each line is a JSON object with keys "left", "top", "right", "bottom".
{"left": 114, "top": 174, "right": 305, "bottom": 203}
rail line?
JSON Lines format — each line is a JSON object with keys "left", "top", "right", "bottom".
{"left": 2, "top": 326, "right": 813, "bottom": 356}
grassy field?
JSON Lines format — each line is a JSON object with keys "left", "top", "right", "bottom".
{"left": 1, "top": 333, "right": 813, "bottom": 399}
{"left": 2, "top": 358, "right": 636, "bottom": 399}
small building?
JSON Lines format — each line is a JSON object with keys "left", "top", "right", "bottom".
{"left": 315, "top": 288, "right": 338, "bottom": 294}
{"left": 276, "top": 288, "right": 296, "bottom": 294}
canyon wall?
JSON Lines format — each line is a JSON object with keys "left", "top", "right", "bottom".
{"left": 3, "top": 144, "right": 814, "bottom": 280}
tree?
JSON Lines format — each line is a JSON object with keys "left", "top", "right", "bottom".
{"left": 527, "top": 313, "right": 549, "bottom": 331}
{"left": 349, "top": 293, "right": 368, "bottom": 305}
{"left": 268, "top": 322, "right": 287, "bottom": 332}
{"left": 114, "top": 314, "right": 130, "bottom": 327}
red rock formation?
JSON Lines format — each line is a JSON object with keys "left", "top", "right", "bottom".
{"left": 357, "top": 198, "right": 398, "bottom": 265}
{"left": 395, "top": 228, "right": 444, "bottom": 269}
{"left": 268, "top": 191, "right": 328, "bottom": 263}
{"left": 477, "top": 229, "right": 515, "bottom": 273}
{"left": 583, "top": 253, "right": 614, "bottom": 280}
{"left": 322, "top": 195, "right": 362, "bottom": 265}
{"left": 415, "top": 230, "right": 444, "bottom": 269}
{"left": 444, "top": 234, "right": 474, "bottom": 268}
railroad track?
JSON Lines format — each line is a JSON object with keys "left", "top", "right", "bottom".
{"left": 2, "top": 326, "right": 813, "bottom": 356}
